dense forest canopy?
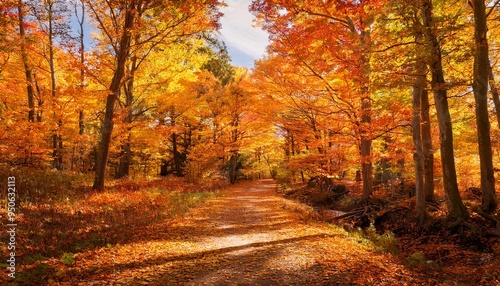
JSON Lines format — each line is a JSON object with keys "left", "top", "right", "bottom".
{"left": 0, "top": 0, "right": 499, "bottom": 220}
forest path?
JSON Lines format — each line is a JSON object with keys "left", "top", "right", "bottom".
{"left": 72, "top": 179, "right": 422, "bottom": 285}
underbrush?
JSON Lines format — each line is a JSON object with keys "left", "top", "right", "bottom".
{"left": 0, "top": 166, "right": 93, "bottom": 204}
{"left": 345, "top": 225, "right": 399, "bottom": 255}
{"left": 0, "top": 168, "right": 226, "bottom": 284}
{"left": 278, "top": 180, "right": 500, "bottom": 285}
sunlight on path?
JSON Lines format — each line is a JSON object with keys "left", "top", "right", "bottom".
{"left": 63, "top": 179, "right": 422, "bottom": 285}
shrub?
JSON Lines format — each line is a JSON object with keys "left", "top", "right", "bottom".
{"left": 60, "top": 253, "right": 75, "bottom": 265}
{"left": 406, "top": 251, "right": 426, "bottom": 267}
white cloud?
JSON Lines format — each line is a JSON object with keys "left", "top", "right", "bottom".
{"left": 219, "top": 0, "right": 269, "bottom": 67}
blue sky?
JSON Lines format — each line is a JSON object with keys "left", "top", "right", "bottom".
{"left": 218, "top": 0, "right": 270, "bottom": 68}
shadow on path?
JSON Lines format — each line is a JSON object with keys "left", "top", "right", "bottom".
{"left": 55, "top": 179, "right": 423, "bottom": 285}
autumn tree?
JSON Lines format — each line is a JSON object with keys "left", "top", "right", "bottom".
{"left": 28, "top": 0, "right": 72, "bottom": 169}
{"left": 470, "top": 0, "right": 498, "bottom": 213}
{"left": 89, "top": 0, "right": 135, "bottom": 189}
{"left": 17, "top": 0, "right": 37, "bottom": 123}
{"left": 371, "top": 0, "right": 436, "bottom": 222}
{"left": 253, "top": 55, "right": 351, "bottom": 181}
{"left": 115, "top": 9, "right": 222, "bottom": 178}
{"left": 73, "top": 0, "right": 85, "bottom": 136}
{"left": 0, "top": 1, "right": 16, "bottom": 55}
{"left": 420, "top": 0, "right": 468, "bottom": 220}
{"left": 180, "top": 37, "right": 235, "bottom": 180}
{"left": 252, "top": 0, "right": 391, "bottom": 197}
{"left": 225, "top": 68, "right": 249, "bottom": 183}
{"left": 0, "top": 0, "right": 52, "bottom": 166}
{"left": 89, "top": 0, "right": 223, "bottom": 189}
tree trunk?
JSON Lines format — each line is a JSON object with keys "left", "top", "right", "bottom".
{"left": 360, "top": 133, "right": 373, "bottom": 198}
{"left": 229, "top": 153, "right": 238, "bottom": 184}
{"left": 116, "top": 56, "right": 137, "bottom": 179}
{"left": 77, "top": 0, "right": 85, "bottom": 137}
{"left": 172, "top": 132, "right": 184, "bottom": 176}
{"left": 412, "top": 39, "right": 427, "bottom": 224}
{"left": 79, "top": 110, "right": 84, "bottom": 135}
{"left": 117, "top": 141, "right": 131, "bottom": 178}
{"left": 421, "top": 0, "right": 468, "bottom": 220}
{"left": 47, "top": 1, "right": 63, "bottom": 170}
{"left": 421, "top": 86, "right": 435, "bottom": 201}
{"left": 169, "top": 105, "right": 184, "bottom": 177}
{"left": 472, "top": 0, "right": 497, "bottom": 213}
{"left": 76, "top": 0, "right": 85, "bottom": 172}
{"left": 93, "top": 2, "right": 136, "bottom": 190}
{"left": 359, "top": 27, "right": 373, "bottom": 199}
{"left": 17, "top": 0, "right": 36, "bottom": 123}
{"left": 33, "top": 72, "right": 43, "bottom": 122}
{"left": 160, "top": 160, "right": 169, "bottom": 176}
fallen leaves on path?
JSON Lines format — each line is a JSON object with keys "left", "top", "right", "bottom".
{"left": 30, "top": 179, "right": 445, "bottom": 285}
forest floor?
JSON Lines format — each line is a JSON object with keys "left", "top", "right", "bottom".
{"left": 2, "top": 178, "right": 499, "bottom": 285}
{"left": 281, "top": 180, "right": 500, "bottom": 286}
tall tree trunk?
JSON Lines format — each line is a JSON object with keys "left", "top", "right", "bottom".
{"left": 92, "top": 2, "right": 136, "bottom": 190}
{"left": 421, "top": 86, "right": 434, "bottom": 201}
{"left": 471, "top": 0, "right": 497, "bottom": 213}
{"left": 18, "top": 0, "right": 36, "bottom": 123}
{"left": 77, "top": 0, "right": 85, "bottom": 137}
{"left": 413, "top": 29, "right": 434, "bottom": 203}
{"left": 421, "top": 0, "right": 468, "bottom": 220}
{"left": 116, "top": 56, "right": 137, "bottom": 179}
{"left": 412, "top": 35, "right": 427, "bottom": 224}
{"left": 46, "top": 1, "right": 63, "bottom": 170}
{"left": 355, "top": 21, "right": 373, "bottom": 198}
{"left": 169, "top": 105, "right": 184, "bottom": 177}
{"left": 73, "top": 0, "right": 85, "bottom": 172}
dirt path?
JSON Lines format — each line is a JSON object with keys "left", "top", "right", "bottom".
{"left": 62, "top": 179, "right": 426, "bottom": 285}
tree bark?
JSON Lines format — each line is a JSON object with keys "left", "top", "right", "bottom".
{"left": 116, "top": 56, "right": 137, "bottom": 179}
{"left": 471, "top": 0, "right": 497, "bottom": 213}
{"left": 412, "top": 35, "right": 427, "bottom": 224}
{"left": 359, "top": 28, "right": 373, "bottom": 199}
{"left": 172, "top": 132, "right": 184, "bottom": 176}
{"left": 360, "top": 119, "right": 373, "bottom": 198}
{"left": 33, "top": 71, "right": 43, "bottom": 122}
{"left": 93, "top": 1, "right": 136, "bottom": 190}
{"left": 117, "top": 141, "right": 131, "bottom": 178}
{"left": 421, "top": 86, "right": 434, "bottom": 201}
{"left": 77, "top": 0, "right": 85, "bottom": 137}
{"left": 229, "top": 153, "right": 238, "bottom": 184}
{"left": 421, "top": 0, "right": 468, "bottom": 220}
{"left": 17, "top": 0, "right": 36, "bottom": 123}
{"left": 169, "top": 105, "right": 184, "bottom": 177}
{"left": 45, "top": 0, "right": 63, "bottom": 170}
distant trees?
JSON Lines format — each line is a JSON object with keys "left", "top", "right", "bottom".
{"left": 29, "top": 0, "right": 72, "bottom": 170}
{"left": 251, "top": 0, "right": 498, "bottom": 219}
{"left": 0, "top": 0, "right": 498, "bottom": 218}
{"left": 251, "top": 0, "right": 388, "bottom": 198}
